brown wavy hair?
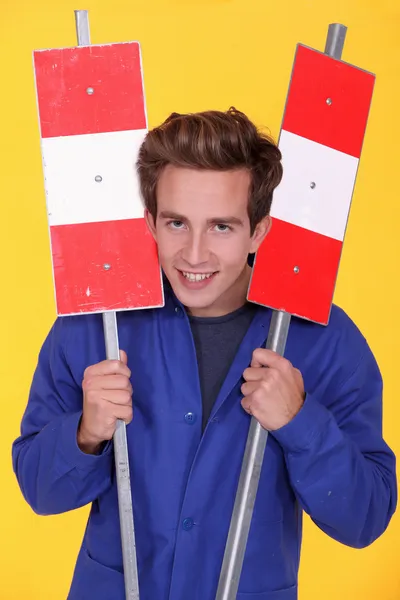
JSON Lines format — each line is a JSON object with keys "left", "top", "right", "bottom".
{"left": 136, "top": 107, "right": 283, "bottom": 234}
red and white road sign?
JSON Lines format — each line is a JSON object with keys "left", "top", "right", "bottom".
{"left": 33, "top": 42, "right": 164, "bottom": 316}
{"left": 248, "top": 44, "right": 375, "bottom": 325}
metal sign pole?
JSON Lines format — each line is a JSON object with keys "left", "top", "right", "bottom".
{"left": 215, "top": 23, "right": 347, "bottom": 600}
{"left": 74, "top": 11, "right": 140, "bottom": 600}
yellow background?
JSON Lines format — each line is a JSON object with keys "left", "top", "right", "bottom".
{"left": 1, "top": 0, "right": 399, "bottom": 598}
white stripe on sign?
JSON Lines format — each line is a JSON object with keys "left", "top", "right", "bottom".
{"left": 271, "top": 130, "right": 359, "bottom": 241}
{"left": 42, "top": 128, "right": 147, "bottom": 226}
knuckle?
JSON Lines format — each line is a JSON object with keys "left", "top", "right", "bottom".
{"left": 124, "top": 391, "right": 132, "bottom": 404}
{"left": 295, "top": 368, "right": 303, "bottom": 380}
{"left": 124, "top": 407, "right": 133, "bottom": 423}
{"left": 85, "top": 389, "right": 98, "bottom": 404}
{"left": 115, "top": 361, "right": 130, "bottom": 376}
{"left": 123, "top": 380, "right": 131, "bottom": 393}
{"left": 82, "top": 376, "right": 92, "bottom": 390}
{"left": 283, "top": 359, "right": 292, "bottom": 372}
{"left": 83, "top": 364, "right": 97, "bottom": 378}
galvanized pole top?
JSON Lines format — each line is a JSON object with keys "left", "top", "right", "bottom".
{"left": 74, "top": 10, "right": 91, "bottom": 46}
{"left": 324, "top": 23, "right": 347, "bottom": 59}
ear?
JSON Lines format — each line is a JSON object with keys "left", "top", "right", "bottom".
{"left": 144, "top": 208, "right": 157, "bottom": 241}
{"left": 249, "top": 216, "right": 271, "bottom": 254}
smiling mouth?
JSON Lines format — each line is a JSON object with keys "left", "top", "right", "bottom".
{"left": 182, "top": 271, "right": 215, "bottom": 282}
{"left": 177, "top": 270, "right": 218, "bottom": 283}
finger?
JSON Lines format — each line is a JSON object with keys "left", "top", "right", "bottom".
{"left": 99, "top": 375, "right": 132, "bottom": 392}
{"left": 113, "top": 404, "right": 133, "bottom": 425}
{"left": 251, "top": 348, "right": 291, "bottom": 372}
{"left": 85, "top": 374, "right": 132, "bottom": 392}
{"left": 242, "top": 366, "right": 272, "bottom": 382}
{"left": 119, "top": 350, "right": 128, "bottom": 365}
{"left": 100, "top": 389, "right": 132, "bottom": 406}
{"left": 241, "top": 397, "right": 253, "bottom": 415}
{"left": 84, "top": 359, "right": 131, "bottom": 379}
{"left": 241, "top": 381, "right": 260, "bottom": 395}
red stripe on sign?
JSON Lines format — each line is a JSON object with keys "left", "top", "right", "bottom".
{"left": 247, "top": 218, "right": 343, "bottom": 325}
{"left": 50, "top": 219, "right": 163, "bottom": 315}
{"left": 34, "top": 43, "right": 147, "bottom": 138}
{"left": 282, "top": 44, "right": 375, "bottom": 158}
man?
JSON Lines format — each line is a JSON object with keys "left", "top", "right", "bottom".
{"left": 12, "top": 108, "right": 396, "bottom": 599}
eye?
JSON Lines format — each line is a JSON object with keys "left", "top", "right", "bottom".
{"left": 167, "top": 220, "right": 185, "bottom": 229}
{"left": 214, "top": 224, "right": 232, "bottom": 233}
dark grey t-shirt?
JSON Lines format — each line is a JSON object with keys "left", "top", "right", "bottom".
{"left": 188, "top": 303, "right": 257, "bottom": 431}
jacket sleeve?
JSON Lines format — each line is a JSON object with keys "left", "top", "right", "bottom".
{"left": 272, "top": 339, "right": 397, "bottom": 549}
{"left": 12, "top": 317, "right": 114, "bottom": 516}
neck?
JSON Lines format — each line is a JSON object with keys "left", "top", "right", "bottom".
{"left": 186, "top": 264, "right": 251, "bottom": 318}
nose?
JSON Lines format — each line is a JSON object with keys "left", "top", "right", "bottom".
{"left": 181, "top": 231, "right": 210, "bottom": 266}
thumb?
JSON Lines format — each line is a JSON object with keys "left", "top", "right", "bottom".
{"left": 250, "top": 348, "right": 266, "bottom": 368}
{"left": 250, "top": 355, "right": 263, "bottom": 368}
{"left": 119, "top": 349, "right": 128, "bottom": 365}
{"left": 250, "top": 348, "right": 280, "bottom": 369}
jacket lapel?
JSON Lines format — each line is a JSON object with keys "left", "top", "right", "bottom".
{"left": 209, "top": 307, "right": 272, "bottom": 420}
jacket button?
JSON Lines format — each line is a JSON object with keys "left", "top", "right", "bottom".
{"left": 182, "top": 518, "right": 194, "bottom": 531}
{"left": 174, "top": 306, "right": 183, "bottom": 317}
{"left": 184, "top": 412, "right": 196, "bottom": 424}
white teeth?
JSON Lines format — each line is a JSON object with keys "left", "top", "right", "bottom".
{"left": 182, "top": 272, "right": 214, "bottom": 281}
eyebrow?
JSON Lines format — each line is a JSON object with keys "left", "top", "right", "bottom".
{"left": 158, "top": 211, "right": 244, "bottom": 227}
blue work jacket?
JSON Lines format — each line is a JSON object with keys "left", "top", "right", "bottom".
{"left": 12, "top": 285, "right": 397, "bottom": 600}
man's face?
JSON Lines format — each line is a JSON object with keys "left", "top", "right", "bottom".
{"left": 145, "top": 165, "right": 270, "bottom": 316}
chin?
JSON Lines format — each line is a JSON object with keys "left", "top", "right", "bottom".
{"left": 173, "top": 284, "right": 218, "bottom": 309}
